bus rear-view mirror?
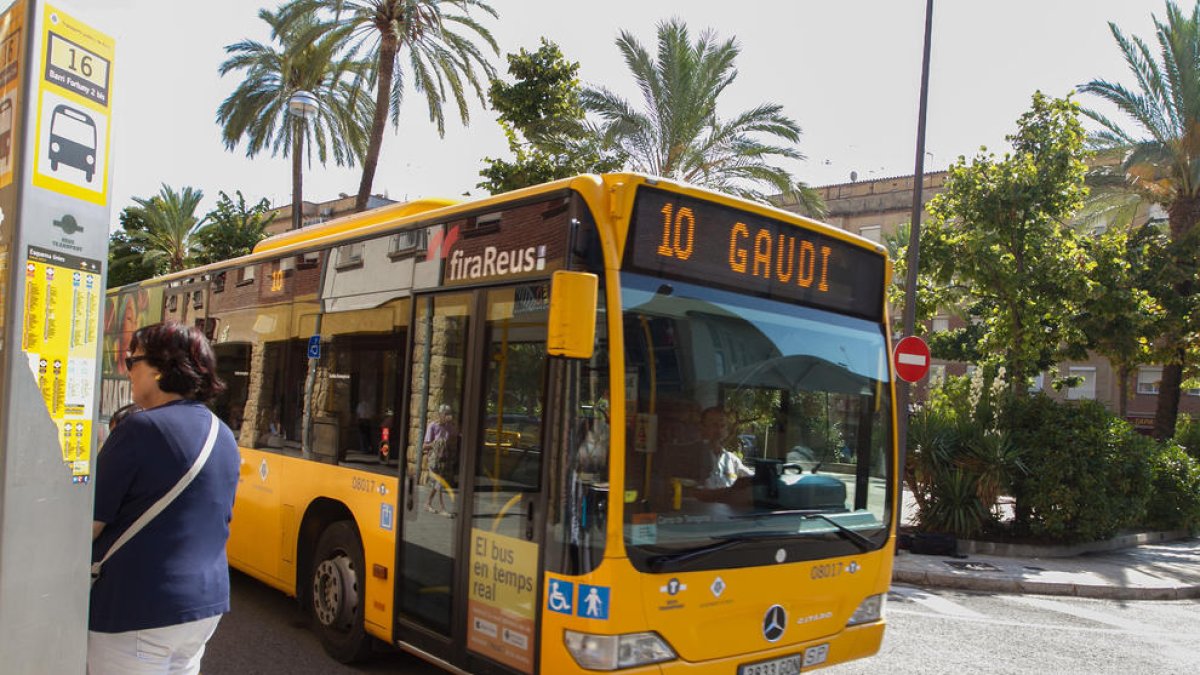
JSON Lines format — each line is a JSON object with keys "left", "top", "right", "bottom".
{"left": 547, "top": 270, "right": 598, "bottom": 359}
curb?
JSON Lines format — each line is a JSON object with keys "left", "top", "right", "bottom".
{"left": 892, "top": 566, "right": 1200, "bottom": 601}
{"left": 956, "top": 530, "right": 1192, "bottom": 559}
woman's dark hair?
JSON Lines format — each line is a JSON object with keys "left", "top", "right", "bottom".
{"left": 130, "top": 321, "right": 226, "bottom": 402}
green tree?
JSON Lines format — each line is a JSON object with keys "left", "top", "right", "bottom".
{"left": 125, "top": 184, "right": 207, "bottom": 273}
{"left": 193, "top": 190, "right": 273, "bottom": 265}
{"left": 285, "top": 0, "right": 499, "bottom": 211}
{"left": 478, "top": 39, "right": 623, "bottom": 194}
{"left": 217, "top": 7, "right": 371, "bottom": 229}
{"left": 1075, "top": 224, "right": 1165, "bottom": 417}
{"left": 919, "top": 92, "right": 1090, "bottom": 394}
{"left": 581, "top": 18, "right": 820, "bottom": 209}
{"left": 1079, "top": 0, "right": 1200, "bottom": 438}
{"left": 106, "top": 207, "right": 163, "bottom": 288}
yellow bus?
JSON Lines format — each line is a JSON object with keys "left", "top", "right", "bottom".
{"left": 100, "top": 173, "right": 896, "bottom": 674}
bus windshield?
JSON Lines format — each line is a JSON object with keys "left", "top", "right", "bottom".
{"left": 620, "top": 272, "right": 892, "bottom": 571}
{"left": 51, "top": 108, "right": 96, "bottom": 147}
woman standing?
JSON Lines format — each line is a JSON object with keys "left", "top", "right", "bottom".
{"left": 423, "top": 404, "right": 457, "bottom": 515}
{"left": 89, "top": 322, "right": 239, "bottom": 674}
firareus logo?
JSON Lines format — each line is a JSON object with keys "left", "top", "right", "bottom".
{"left": 426, "top": 224, "right": 547, "bottom": 282}
{"left": 425, "top": 224, "right": 461, "bottom": 261}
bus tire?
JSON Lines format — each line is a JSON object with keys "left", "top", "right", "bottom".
{"left": 309, "top": 521, "right": 373, "bottom": 663}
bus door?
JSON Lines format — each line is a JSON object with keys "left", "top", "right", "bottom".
{"left": 398, "top": 284, "right": 550, "bottom": 674}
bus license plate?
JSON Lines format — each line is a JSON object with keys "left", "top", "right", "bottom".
{"left": 802, "top": 643, "right": 829, "bottom": 667}
{"left": 738, "top": 643, "right": 829, "bottom": 675}
{"left": 739, "top": 655, "right": 801, "bottom": 675}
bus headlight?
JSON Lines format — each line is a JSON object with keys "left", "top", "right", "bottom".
{"left": 846, "top": 593, "right": 885, "bottom": 626}
{"left": 564, "top": 630, "right": 676, "bottom": 670}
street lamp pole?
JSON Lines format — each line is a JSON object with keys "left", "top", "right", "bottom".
{"left": 287, "top": 90, "right": 319, "bottom": 231}
{"left": 897, "top": 0, "right": 934, "bottom": 506}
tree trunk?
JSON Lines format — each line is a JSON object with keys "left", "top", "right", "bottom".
{"left": 1154, "top": 195, "right": 1200, "bottom": 438}
{"left": 292, "top": 118, "right": 304, "bottom": 230}
{"left": 1116, "top": 364, "right": 1131, "bottom": 420}
{"left": 356, "top": 36, "right": 398, "bottom": 213}
{"left": 1153, "top": 358, "right": 1184, "bottom": 441}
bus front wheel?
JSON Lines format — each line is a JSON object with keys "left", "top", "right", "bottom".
{"left": 309, "top": 521, "right": 372, "bottom": 663}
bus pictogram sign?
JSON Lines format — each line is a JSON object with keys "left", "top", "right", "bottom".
{"left": 893, "top": 336, "right": 930, "bottom": 383}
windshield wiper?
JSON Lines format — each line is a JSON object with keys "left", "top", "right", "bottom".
{"left": 646, "top": 531, "right": 793, "bottom": 572}
{"left": 732, "top": 510, "right": 877, "bottom": 552}
{"left": 800, "top": 513, "right": 875, "bottom": 551}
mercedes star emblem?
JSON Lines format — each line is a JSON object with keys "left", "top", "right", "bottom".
{"left": 762, "top": 604, "right": 787, "bottom": 642}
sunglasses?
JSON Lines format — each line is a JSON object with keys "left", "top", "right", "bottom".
{"left": 125, "top": 355, "right": 149, "bottom": 370}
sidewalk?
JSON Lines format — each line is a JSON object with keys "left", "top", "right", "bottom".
{"left": 892, "top": 490, "right": 1200, "bottom": 599}
{"left": 892, "top": 536, "right": 1200, "bottom": 599}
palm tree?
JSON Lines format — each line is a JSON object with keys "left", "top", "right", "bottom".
{"left": 217, "top": 7, "right": 372, "bottom": 228}
{"left": 1079, "top": 1, "right": 1200, "bottom": 439}
{"left": 125, "top": 184, "right": 207, "bottom": 273}
{"left": 581, "top": 18, "right": 815, "bottom": 207}
{"left": 283, "top": 0, "right": 499, "bottom": 212}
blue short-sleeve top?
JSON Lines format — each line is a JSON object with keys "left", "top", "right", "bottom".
{"left": 91, "top": 399, "right": 240, "bottom": 633}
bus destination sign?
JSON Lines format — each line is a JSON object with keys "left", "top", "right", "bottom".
{"left": 625, "top": 186, "right": 886, "bottom": 320}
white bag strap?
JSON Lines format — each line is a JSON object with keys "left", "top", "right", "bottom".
{"left": 92, "top": 410, "right": 219, "bottom": 579}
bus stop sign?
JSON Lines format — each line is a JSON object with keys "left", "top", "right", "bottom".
{"left": 893, "top": 336, "right": 930, "bottom": 383}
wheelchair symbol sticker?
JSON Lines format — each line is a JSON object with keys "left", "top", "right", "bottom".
{"left": 547, "top": 579, "right": 573, "bottom": 615}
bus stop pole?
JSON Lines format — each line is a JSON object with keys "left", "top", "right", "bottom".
{"left": 0, "top": 2, "right": 115, "bottom": 671}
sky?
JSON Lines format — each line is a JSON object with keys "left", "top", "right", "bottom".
{"left": 86, "top": 0, "right": 1161, "bottom": 232}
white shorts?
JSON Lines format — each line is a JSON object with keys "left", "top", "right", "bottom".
{"left": 87, "top": 614, "right": 221, "bottom": 675}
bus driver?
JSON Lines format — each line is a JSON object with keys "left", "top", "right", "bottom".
{"left": 697, "top": 406, "right": 753, "bottom": 489}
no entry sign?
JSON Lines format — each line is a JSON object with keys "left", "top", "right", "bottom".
{"left": 893, "top": 336, "right": 931, "bottom": 383}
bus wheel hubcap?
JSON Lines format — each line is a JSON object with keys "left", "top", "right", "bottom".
{"left": 313, "top": 554, "right": 357, "bottom": 629}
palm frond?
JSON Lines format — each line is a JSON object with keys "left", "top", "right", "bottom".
{"left": 585, "top": 18, "right": 806, "bottom": 200}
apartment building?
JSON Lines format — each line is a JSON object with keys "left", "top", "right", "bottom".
{"left": 264, "top": 193, "right": 397, "bottom": 236}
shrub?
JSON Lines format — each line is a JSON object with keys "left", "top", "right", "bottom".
{"left": 906, "top": 372, "right": 1020, "bottom": 538}
{"left": 1006, "top": 395, "right": 1153, "bottom": 543}
{"left": 1145, "top": 442, "right": 1200, "bottom": 532}
{"left": 1174, "top": 414, "right": 1200, "bottom": 461}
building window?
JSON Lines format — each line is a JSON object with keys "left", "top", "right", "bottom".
{"left": 238, "top": 264, "right": 256, "bottom": 286}
{"left": 929, "top": 364, "right": 946, "bottom": 387}
{"left": 212, "top": 271, "right": 226, "bottom": 293}
{"left": 859, "top": 225, "right": 881, "bottom": 243}
{"left": 1139, "top": 366, "right": 1200, "bottom": 396}
{"left": 932, "top": 316, "right": 949, "bottom": 333}
{"left": 297, "top": 251, "right": 321, "bottom": 269}
{"left": 1029, "top": 373, "right": 1044, "bottom": 393}
{"left": 1137, "top": 367, "right": 1162, "bottom": 395}
{"left": 1067, "top": 367, "right": 1096, "bottom": 400}
{"left": 336, "top": 242, "right": 364, "bottom": 269}
{"left": 389, "top": 229, "right": 426, "bottom": 258}
{"left": 465, "top": 212, "right": 502, "bottom": 235}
